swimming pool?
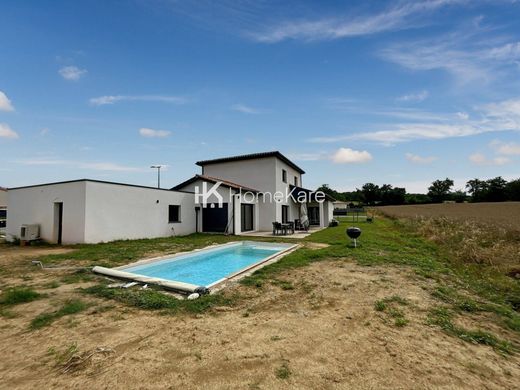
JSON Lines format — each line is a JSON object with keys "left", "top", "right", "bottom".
{"left": 93, "top": 241, "right": 297, "bottom": 293}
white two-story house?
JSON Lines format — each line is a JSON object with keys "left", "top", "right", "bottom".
{"left": 6, "top": 151, "right": 334, "bottom": 244}
{"left": 173, "top": 151, "right": 335, "bottom": 234}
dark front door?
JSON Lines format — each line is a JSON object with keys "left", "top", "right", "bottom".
{"left": 282, "top": 205, "right": 289, "bottom": 223}
{"left": 202, "top": 203, "right": 228, "bottom": 233}
{"left": 241, "top": 204, "right": 254, "bottom": 232}
{"left": 308, "top": 206, "right": 320, "bottom": 225}
{"left": 54, "top": 202, "right": 63, "bottom": 244}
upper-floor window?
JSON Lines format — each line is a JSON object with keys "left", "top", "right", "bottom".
{"left": 294, "top": 176, "right": 298, "bottom": 186}
{"left": 168, "top": 205, "right": 181, "bottom": 223}
{"left": 282, "top": 169, "right": 287, "bottom": 183}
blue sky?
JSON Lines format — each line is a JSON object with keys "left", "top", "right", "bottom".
{"left": 1, "top": 0, "right": 520, "bottom": 193}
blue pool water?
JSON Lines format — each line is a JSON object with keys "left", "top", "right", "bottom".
{"left": 122, "top": 242, "right": 291, "bottom": 287}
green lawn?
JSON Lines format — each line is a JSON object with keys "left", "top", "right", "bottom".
{"left": 30, "top": 216, "right": 520, "bottom": 349}
{"left": 37, "top": 233, "right": 290, "bottom": 267}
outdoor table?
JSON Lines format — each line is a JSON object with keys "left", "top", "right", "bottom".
{"left": 281, "top": 223, "right": 293, "bottom": 235}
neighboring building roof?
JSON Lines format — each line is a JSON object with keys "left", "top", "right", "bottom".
{"left": 8, "top": 179, "right": 194, "bottom": 193}
{"left": 172, "top": 174, "right": 260, "bottom": 193}
{"left": 289, "top": 184, "right": 336, "bottom": 202}
{"left": 196, "top": 151, "right": 305, "bottom": 174}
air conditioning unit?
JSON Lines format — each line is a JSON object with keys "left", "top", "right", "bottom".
{"left": 20, "top": 224, "right": 40, "bottom": 241}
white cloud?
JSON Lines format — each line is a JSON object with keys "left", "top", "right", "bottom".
{"left": 59, "top": 66, "right": 87, "bottom": 81}
{"left": 380, "top": 29, "right": 520, "bottom": 84}
{"left": 230, "top": 103, "right": 262, "bottom": 114}
{"left": 405, "top": 153, "right": 436, "bottom": 164}
{"left": 139, "top": 127, "right": 171, "bottom": 138}
{"left": 310, "top": 97, "right": 520, "bottom": 144}
{"left": 469, "top": 153, "right": 510, "bottom": 166}
{"left": 78, "top": 162, "right": 145, "bottom": 172}
{"left": 40, "top": 128, "right": 50, "bottom": 136}
{"left": 89, "top": 95, "right": 187, "bottom": 106}
{"left": 249, "top": 0, "right": 462, "bottom": 43}
{"left": 15, "top": 158, "right": 146, "bottom": 172}
{"left": 0, "top": 91, "right": 14, "bottom": 111}
{"left": 0, "top": 123, "right": 19, "bottom": 139}
{"left": 331, "top": 148, "right": 372, "bottom": 164}
{"left": 489, "top": 140, "right": 520, "bottom": 155}
{"left": 486, "top": 41, "right": 520, "bottom": 61}
{"left": 311, "top": 123, "right": 479, "bottom": 144}
{"left": 480, "top": 99, "right": 520, "bottom": 130}
{"left": 324, "top": 98, "right": 455, "bottom": 122}
{"left": 287, "top": 152, "right": 327, "bottom": 161}
{"left": 15, "top": 158, "right": 67, "bottom": 165}
{"left": 397, "top": 90, "right": 429, "bottom": 102}
{"left": 456, "top": 112, "right": 469, "bottom": 120}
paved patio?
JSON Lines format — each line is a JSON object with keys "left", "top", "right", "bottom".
{"left": 239, "top": 226, "right": 324, "bottom": 239}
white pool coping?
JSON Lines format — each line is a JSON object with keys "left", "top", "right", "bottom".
{"left": 93, "top": 240, "right": 299, "bottom": 294}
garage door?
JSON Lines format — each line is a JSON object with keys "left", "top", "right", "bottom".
{"left": 202, "top": 203, "right": 228, "bottom": 233}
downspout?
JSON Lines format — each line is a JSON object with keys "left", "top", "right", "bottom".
{"left": 232, "top": 192, "right": 236, "bottom": 235}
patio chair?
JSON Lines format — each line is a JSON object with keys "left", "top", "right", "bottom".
{"left": 272, "top": 222, "right": 283, "bottom": 235}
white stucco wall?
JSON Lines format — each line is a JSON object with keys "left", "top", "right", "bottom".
{"left": 273, "top": 159, "right": 304, "bottom": 224}
{"left": 83, "top": 181, "right": 196, "bottom": 243}
{"left": 233, "top": 192, "right": 259, "bottom": 235}
{"left": 6, "top": 181, "right": 87, "bottom": 244}
{"left": 199, "top": 156, "right": 305, "bottom": 231}
{"left": 323, "top": 200, "right": 334, "bottom": 226}
{"left": 202, "top": 157, "right": 277, "bottom": 194}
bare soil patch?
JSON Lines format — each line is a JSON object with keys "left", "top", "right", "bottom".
{"left": 1, "top": 246, "right": 518, "bottom": 389}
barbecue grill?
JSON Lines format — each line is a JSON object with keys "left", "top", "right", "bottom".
{"left": 346, "top": 227, "right": 362, "bottom": 248}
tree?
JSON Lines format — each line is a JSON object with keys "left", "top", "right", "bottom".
{"left": 466, "top": 177, "right": 507, "bottom": 202}
{"left": 359, "top": 183, "right": 380, "bottom": 205}
{"left": 380, "top": 184, "right": 406, "bottom": 205}
{"left": 485, "top": 176, "right": 508, "bottom": 202}
{"left": 450, "top": 190, "right": 467, "bottom": 203}
{"left": 428, "top": 178, "right": 454, "bottom": 203}
{"left": 506, "top": 179, "right": 520, "bottom": 201}
{"left": 466, "top": 179, "right": 488, "bottom": 202}
{"left": 316, "top": 184, "right": 345, "bottom": 201}
{"left": 405, "top": 193, "right": 432, "bottom": 204}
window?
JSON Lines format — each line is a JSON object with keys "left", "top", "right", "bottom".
{"left": 168, "top": 205, "right": 180, "bottom": 223}
{"left": 294, "top": 176, "right": 298, "bottom": 186}
{"left": 281, "top": 205, "right": 289, "bottom": 223}
{"left": 282, "top": 169, "right": 287, "bottom": 183}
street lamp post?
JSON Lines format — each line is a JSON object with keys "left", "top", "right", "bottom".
{"left": 150, "top": 165, "right": 162, "bottom": 188}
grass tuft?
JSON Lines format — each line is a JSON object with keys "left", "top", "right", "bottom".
{"left": 272, "top": 279, "right": 294, "bottom": 290}
{"left": 0, "top": 287, "right": 41, "bottom": 306}
{"left": 30, "top": 299, "right": 88, "bottom": 330}
{"left": 427, "top": 307, "right": 514, "bottom": 354}
{"left": 83, "top": 284, "right": 235, "bottom": 314}
{"left": 374, "top": 295, "right": 409, "bottom": 327}
{"left": 47, "top": 343, "right": 79, "bottom": 365}
{"left": 374, "top": 300, "right": 387, "bottom": 311}
{"left": 275, "top": 362, "right": 291, "bottom": 379}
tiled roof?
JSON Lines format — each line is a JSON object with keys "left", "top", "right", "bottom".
{"left": 196, "top": 151, "right": 305, "bottom": 174}
{"left": 172, "top": 174, "right": 260, "bottom": 193}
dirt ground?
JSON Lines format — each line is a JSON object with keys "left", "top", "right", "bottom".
{"left": 1, "top": 246, "right": 519, "bottom": 389}
{"left": 378, "top": 202, "right": 520, "bottom": 229}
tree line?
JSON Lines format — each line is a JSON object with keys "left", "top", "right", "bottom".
{"left": 317, "top": 176, "right": 520, "bottom": 206}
